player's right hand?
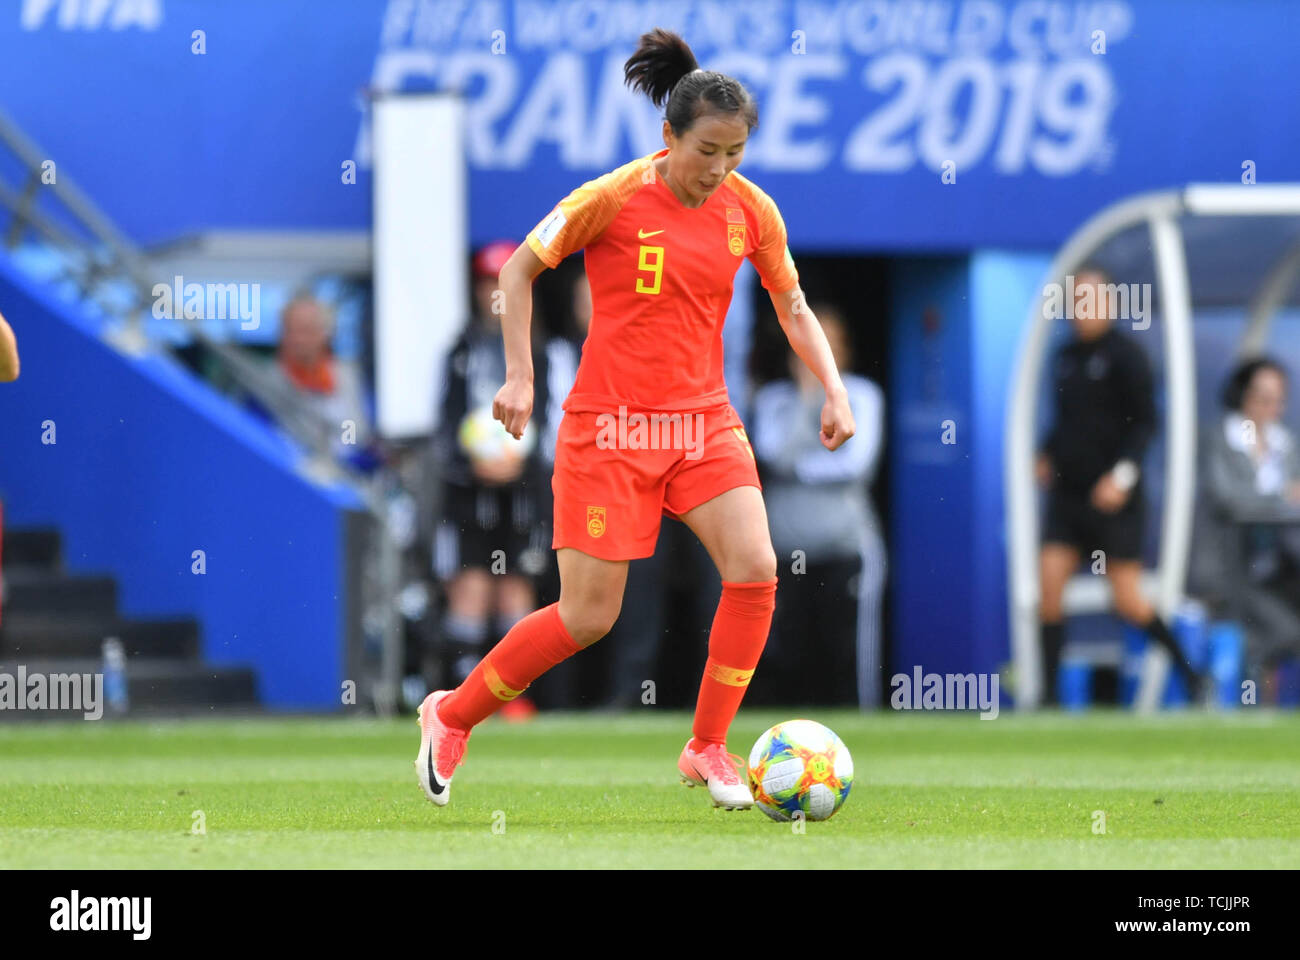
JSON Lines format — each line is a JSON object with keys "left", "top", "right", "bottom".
{"left": 492, "top": 377, "right": 533, "bottom": 440}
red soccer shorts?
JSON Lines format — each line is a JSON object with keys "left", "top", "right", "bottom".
{"left": 551, "top": 403, "right": 761, "bottom": 561}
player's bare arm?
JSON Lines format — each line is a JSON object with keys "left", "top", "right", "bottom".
{"left": 0, "top": 309, "right": 18, "bottom": 382}
{"left": 491, "top": 244, "right": 548, "bottom": 438}
{"left": 769, "top": 285, "right": 855, "bottom": 451}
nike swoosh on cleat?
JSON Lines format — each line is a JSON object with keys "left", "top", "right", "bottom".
{"left": 426, "top": 744, "right": 446, "bottom": 795}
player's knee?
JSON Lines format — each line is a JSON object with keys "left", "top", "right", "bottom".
{"left": 730, "top": 547, "right": 777, "bottom": 584}
{"left": 566, "top": 617, "right": 614, "bottom": 648}
{"left": 558, "top": 600, "right": 620, "bottom": 647}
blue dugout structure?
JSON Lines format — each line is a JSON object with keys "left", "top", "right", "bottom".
{"left": 0, "top": 256, "right": 367, "bottom": 710}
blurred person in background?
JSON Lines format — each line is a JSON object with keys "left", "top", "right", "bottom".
{"left": 1035, "top": 266, "right": 1203, "bottom": 705}
{"left": 0, "top": 309, "right": 18, "bottom": 381}
{"left": 273, "top": 293, "right": 373, "bottom": 459}
{"left": 430, "top": 241, "right": 553, "bottom": 713}
{"left": 749, "top": 302, "right": 885, "bottom": 708}
{"left": 1190, "top": 357, "right": 1300, "bottom": 698}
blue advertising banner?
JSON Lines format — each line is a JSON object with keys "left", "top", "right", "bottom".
{"left": 1, "top": 0, "right": 1297, "bottom": 250}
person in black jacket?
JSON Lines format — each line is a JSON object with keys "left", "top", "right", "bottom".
{"left": 430, "top": 242, "right": 553, "bottom": 696}
{"left": 1036, "top": 266, "right": 1201, "bottom": 704}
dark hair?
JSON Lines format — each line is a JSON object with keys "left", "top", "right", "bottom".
{"left": 624, "top": 28, "right": 758, "bottom": 135}
{"left": 1222, "top": 356, "right": 1288, "bottom": 411}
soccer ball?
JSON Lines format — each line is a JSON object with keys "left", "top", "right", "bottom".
{"left": 457, "top": 404, "right": 536, "bottom": 462}
{"left": 747, "top": 719, "right": 853, "bottom": 822}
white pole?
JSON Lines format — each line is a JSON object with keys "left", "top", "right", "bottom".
{"left": 1134, "top": 213, "right": 1197, "bottom": 712}
{"left": 1242, "top": 240, "right": 1300, "bottom": 357}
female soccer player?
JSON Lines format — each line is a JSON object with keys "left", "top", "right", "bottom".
{"left": 416, "top": 28, "right": 856, "bottom": 811}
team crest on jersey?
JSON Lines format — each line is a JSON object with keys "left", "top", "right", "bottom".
{"left": 587, "top": 506, "right": 606, "bottom": 538}
{"left": 727, "top": 223, "right": 746, "bottom": 255}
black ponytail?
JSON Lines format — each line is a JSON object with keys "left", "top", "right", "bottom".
{"left": 624, "top": 28, "right": 759, "bottom": 135}
{"left": 623, "top": 28, "right": 697, "bottom": 108}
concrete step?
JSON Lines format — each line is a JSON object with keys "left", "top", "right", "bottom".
{"left": 0, "top": 614, "right": 200, "bottom": 659}
{"left": 0, "top": 657, "right": 258, "bottom": 716}
{"left": 1, "top": 528, "right": 61, "bottom": 569}
{"left": 3, "top": 569, "right": 117, "bottom": 617}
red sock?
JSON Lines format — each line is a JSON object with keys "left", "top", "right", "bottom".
{"left": 437, "top": 602, "right": 580, "bottom": 731}
{"left": 691, "top": 578, "right": 777, "bottom": 749}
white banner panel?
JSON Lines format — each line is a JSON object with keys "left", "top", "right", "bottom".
{"left": 373, "top": 94, "right": 467, "bottom": 439}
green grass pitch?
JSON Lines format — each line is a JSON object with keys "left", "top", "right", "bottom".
{"left": 1, "top": 709, "right": 1297, "bottom": 869}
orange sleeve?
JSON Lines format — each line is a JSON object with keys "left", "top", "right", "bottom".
{"left": 745, "top": 188, "right": 799, "bottom": 294}
{"left": 525, "top": 175, "right": 621, "bottom": 269}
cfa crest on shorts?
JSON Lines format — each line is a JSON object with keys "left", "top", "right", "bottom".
{"left": 587, "top": 505, "right": 606, "bottom": 538}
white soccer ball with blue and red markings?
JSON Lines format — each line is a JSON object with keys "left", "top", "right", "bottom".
{"left": 747, "top": 719, "right": 853, "bottom": 822}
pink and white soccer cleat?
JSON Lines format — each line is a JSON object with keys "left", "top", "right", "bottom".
{"left": 414, "top": 690, "right": 471, "bottom": 807}
{"left": 677, "top": 739, "right": 754, "bottom": 811}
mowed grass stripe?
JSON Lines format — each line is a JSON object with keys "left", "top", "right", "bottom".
{"left": 1, "top": 711, "right": 1296, "bottom": 868}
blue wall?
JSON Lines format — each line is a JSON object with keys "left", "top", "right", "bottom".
{"left": 969, "top": 251, "right": 1052, "bottom": 673}
{"left": 888, "top": 251, "right": 1047, "bottom": 679}
{"left": 889, "top": 256, "right": 973, "bottom": 676}
{"left": 0, "top": 259, "right": 364, "bottom": 709}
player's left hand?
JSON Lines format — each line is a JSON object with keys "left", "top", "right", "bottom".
{"left": 1090, "top": 474, "right": 1129, "bottom": 513}
{"left": 492, "top": 377, "right": 534, "bottom": 440}
{"left": 820, "top": 387, "right": 855, "bottom": 451}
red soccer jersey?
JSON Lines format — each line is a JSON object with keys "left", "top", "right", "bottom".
{"left": 525, "top": 147, "right": 798, "bottom": 413}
